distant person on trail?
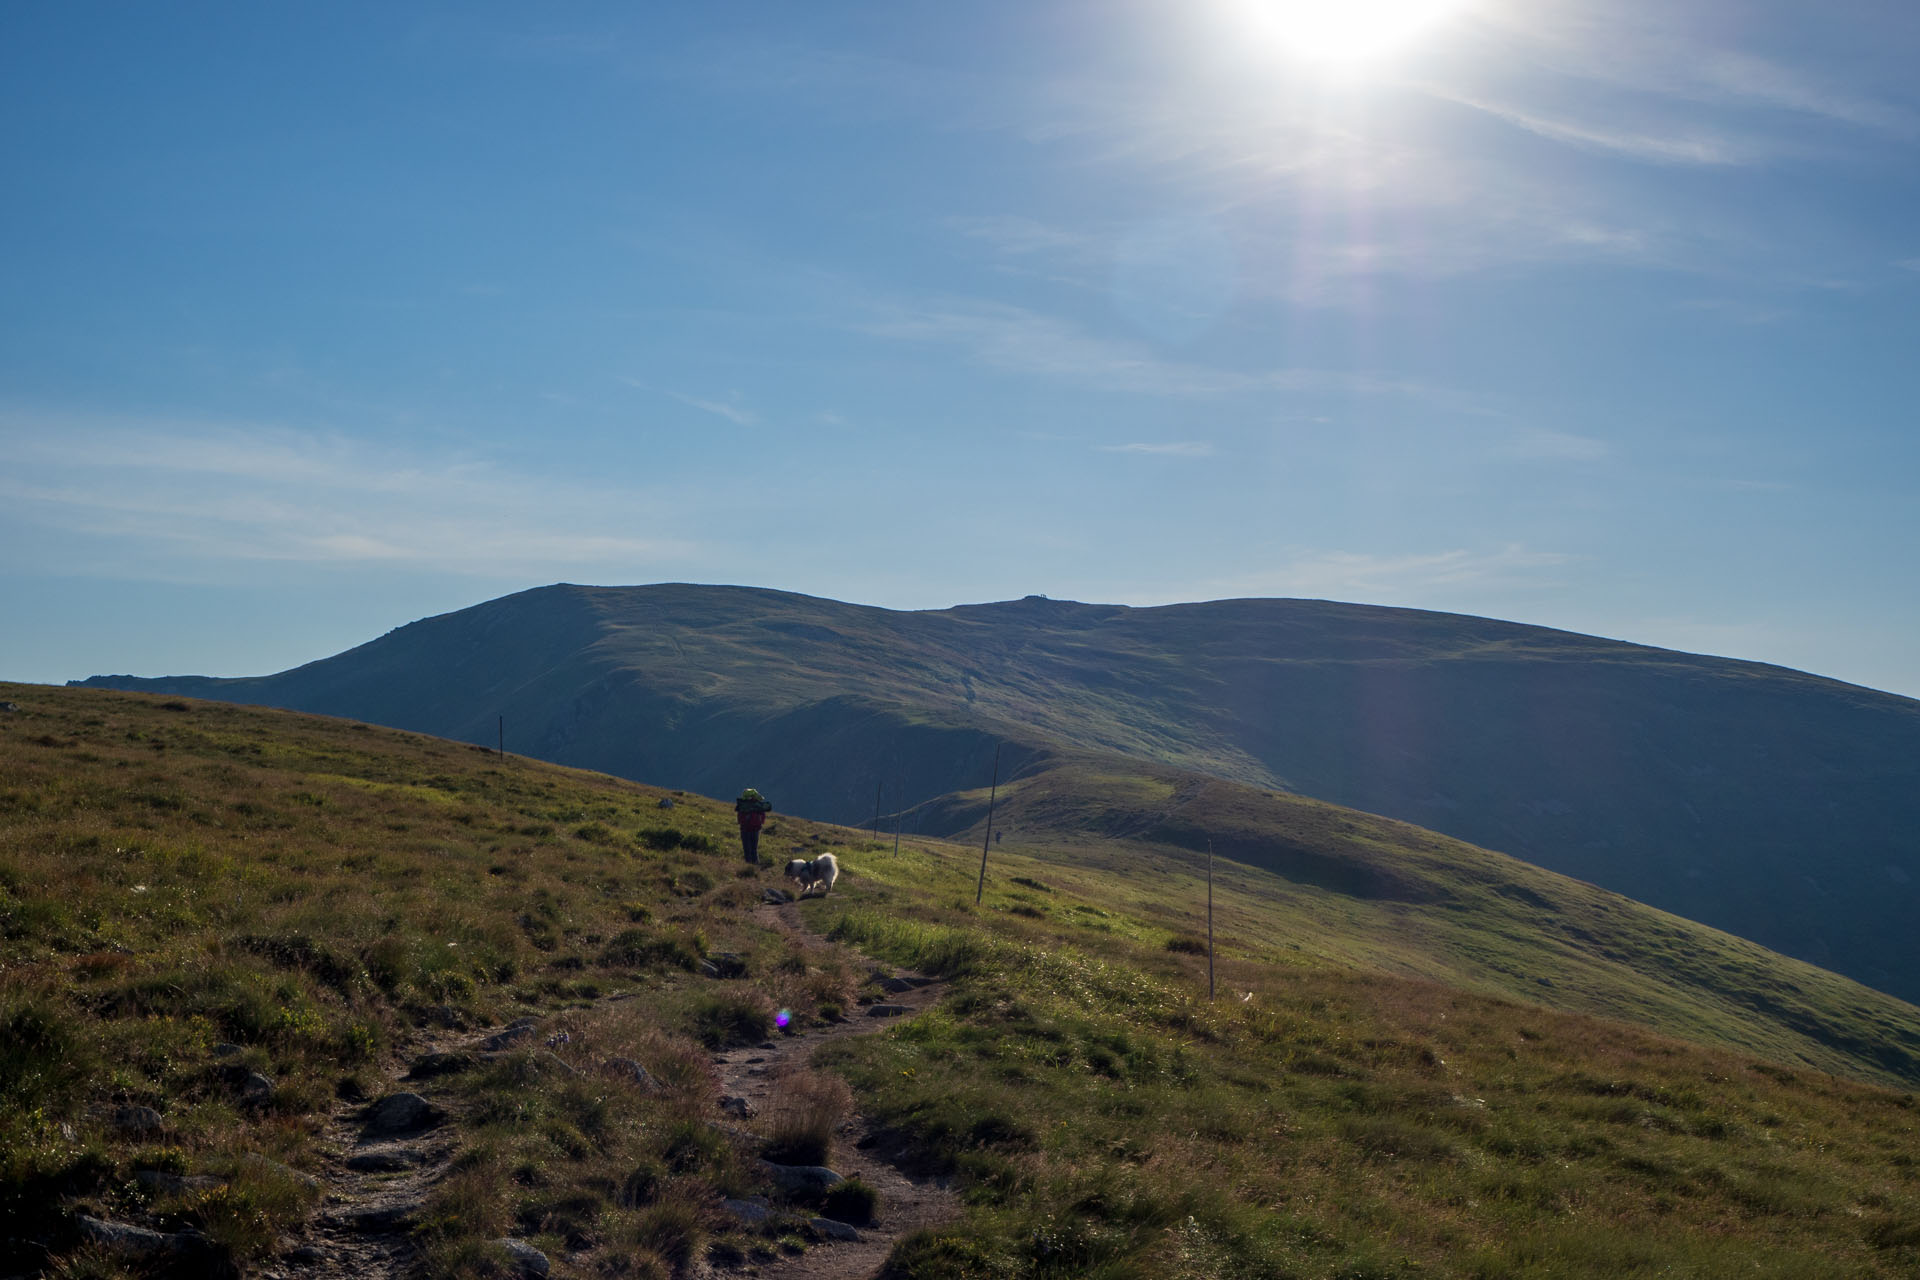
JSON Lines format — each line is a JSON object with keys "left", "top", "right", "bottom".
{"left": 735, "top": 787, "right": 772, "bottom": 863}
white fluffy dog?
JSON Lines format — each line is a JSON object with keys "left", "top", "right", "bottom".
{"left": 782, "top": 852, "right": 839, "bottom": 897}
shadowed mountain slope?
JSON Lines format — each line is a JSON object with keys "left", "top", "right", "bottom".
{"left": 76, "top": 582, "right": 1920, "bottom": 1003}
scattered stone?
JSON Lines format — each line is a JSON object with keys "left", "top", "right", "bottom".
{"left": 700, "top": 952, "right": 747, "bottom": 979}
{"left": 657, "top": 797, "right": 675, "bottom": 809}
{"left": 134, "top": 1170, "right": 223, "bottom": 1195}
{"left": 407, "top": 1050, "right": 478, "bottom": 1080}
{"left": 74, "top": 1215, "right": 177, "bottom": 1254}
{"left": 111, "top": 1105, "right": 165, "bottom": 1135}
{"left": 0, "top": 702, "right": 17, "bottom": 713}
{"left": 720, "top": 1096, "right": 756, "bottom": 1119}
{"left": 212, "top": 1042, "right": 244, "bottom": 1057}
{"left": 481, "top": 1020, "right": 538, "bottom": 1051}
{"left": 745, "top": 1056, "right": 766, "bottom": 1064}
{"left": 876, "top": 976, "right": 932, "bottom": 993}
{"left": 362, "top": 1091, "right": 440, "bottom": 1137}
{"left": 346, "top": 1148, "right": 430, "bottom": 1173}
{"left": 810, "top": 1217, "right": 863, "bottom": 1242}
{"left": 1536, "top": 976, "right": 1555, "bottom": 987}
{"left": 330, "top": 1201, "right": 420, "bottom": 1233}
{"left": 420, "top": 1004, "right": 466, "bottom": 1029}
{"left": 866, "top": 1004, "right": 911, "bottom": 1018}
{"left": 604, "top": 1057, "right": 656, "bottom": 1089}
{"left": 494, "top": 1237, "right": 551, "bottom": 1276}
{"left": 762, "top": 888, "right": 795, "bottom": 904}
{"left": 722, "top": 1196, "right": 773, "bottom": 1226}
{"left": 757, "top": 1041, "right": 777, "bottom": 1050}
{"left": 284, "top": 1245, "right": 326, "bottom": 1265}
{"left": 240, "top": 1071, "right": 276, "bottom": 1104}
{"left": 760, "top": 1162, "right": 845, "bottom": 1197}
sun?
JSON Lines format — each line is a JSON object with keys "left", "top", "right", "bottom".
{"left": 1243, "top": 0, "right": 1467, "bottom": 67}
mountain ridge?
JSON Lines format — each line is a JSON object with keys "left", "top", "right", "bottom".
{"left": 74, "top": 581, "right": 1920, "bottom": 1004}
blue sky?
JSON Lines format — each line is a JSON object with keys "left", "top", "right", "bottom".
{"left": 4, "top": 1, "right": 1918, "bottom": 697}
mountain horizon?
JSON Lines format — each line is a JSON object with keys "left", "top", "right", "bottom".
{"left": 73, "top": 581, "right": 1920, "bottom": 1006}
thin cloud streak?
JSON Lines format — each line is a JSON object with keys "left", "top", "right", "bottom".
{"left": 0, "top": 416, "right": 698, "bottom": 576}
{"left": 861, "top": 299, "right": 1454, "bottom": 401}
{"left": 1097, "top": 442, "right": 1216, "bottom": 457}
{"left": 1431, "top": 89, "right": 1750, "bottom": 166}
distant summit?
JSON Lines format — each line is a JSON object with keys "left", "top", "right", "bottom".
{"left": 77, "top": 582, "right": 1920, "bottom": 1004}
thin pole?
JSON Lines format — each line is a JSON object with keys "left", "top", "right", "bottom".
{"left": 1207, "top": 838, "right": 1216, "bottom": 1002}
{"left": 975, "top": 744, "right": 1001, "bottom": 905}
{"left": 872, "top": 780, "right": 883, "bottom": 838}
{"left": 498, "top": 715, "right": 504, "bottom": 758}
{"left": 893, "top": 783, "right": 903, "bottom": 857}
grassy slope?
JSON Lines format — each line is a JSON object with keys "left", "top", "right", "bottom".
{"left": 4, "top": 684, "right": 1917, "bottom": 1279}
{"left": 919, "top": 759, "right": 1920, "bottom": 1088}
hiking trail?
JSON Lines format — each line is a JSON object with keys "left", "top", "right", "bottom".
{"left": 277, "top": 895, "right": 958, "bottom": 1280}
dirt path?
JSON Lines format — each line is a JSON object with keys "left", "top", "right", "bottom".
{"left": 277, "top": 899, "right": 958, "bottom": 1280}
{"left": 706, "top": 900, "right": 960, "bottom": 1279}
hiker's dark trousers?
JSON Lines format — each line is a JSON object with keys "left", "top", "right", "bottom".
{"left": 740, "top": 826, "right": 760, "bottom": 863}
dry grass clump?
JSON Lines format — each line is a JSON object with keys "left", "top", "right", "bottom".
{"left": 758, "top": 1067, "right": 854, "bottom": 1167}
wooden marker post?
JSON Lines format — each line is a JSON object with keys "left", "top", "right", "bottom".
{"left": 975, "top": 744, "right": 1001, "bottom": 905}
{"left": 1208, "top": 838, "right": 1216, "bottom": 1002}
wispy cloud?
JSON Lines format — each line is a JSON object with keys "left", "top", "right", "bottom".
{"left": 670, "top": 392, "right": 759, "bottom": 426}
{"left": 1097, "top": 441, "right": 1216, "bottom": 457}
{"left": 1432, "top": 89, "right": 1750, "bottom": 166}
{"left": 0, "top": 413, "right": 698, "bottom": 576}
{"left": 861, "top": 298, "right": 1448, "bottom": 401}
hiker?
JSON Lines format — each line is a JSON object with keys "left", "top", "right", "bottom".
{"left": 735, "top": 787, "right": 772, "bottom": 863}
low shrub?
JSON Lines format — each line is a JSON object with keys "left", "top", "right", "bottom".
{"left": 686, "top": 992, "right": 774, "bottom": 1050}
{"left": 822, "top": 1176, "right": 880, "bottom": 1226}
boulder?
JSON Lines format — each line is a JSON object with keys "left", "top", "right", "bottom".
{"left": 760, "top": 1162, "right": 844, "bottom": 1197}
{"left": 480, "top": 1019, "right": 538, "bottom": 1051}
{"left": 722, "top": 1196, "right": 773, "bottom": 1225}
{"left": 866, "top": 1004, "right": 911, "bottom": 1018}
{"left": 362, "top": 1092, "right": 440, "bottom": 1137}
{"left": 111, "top": 1105, "right": 165, "bottom": 1135}
{"left": 494, "top": 1237, "right": 550, "bottom": 1276}
{"left": 810, "top": 1217, "right": 863, "bottom": 1242}
{"left": 75, "top": 1215, "right": 176, "bottom": 1254}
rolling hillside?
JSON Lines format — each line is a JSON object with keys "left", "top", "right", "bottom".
{"left": 2, "top": 685, "right": 1917, "bottom": 1279}
{"left": 74, "top": 582, "right": 1920, "bottom": 1005}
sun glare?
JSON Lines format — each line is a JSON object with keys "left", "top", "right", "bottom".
{"left": 1247, "top": 0, "right": 1466, "bottom": 67}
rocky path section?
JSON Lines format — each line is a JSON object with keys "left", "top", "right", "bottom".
{"left": 271, "top": 899, "right": 955, "bottom": 1280}
{"left": 708, "top": 899, "right": 959, "bottom": 1280}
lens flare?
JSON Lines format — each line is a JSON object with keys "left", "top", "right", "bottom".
{"left": 775, "top": 1008, "right": 792, "bottom": 1029}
